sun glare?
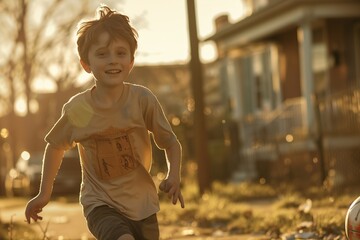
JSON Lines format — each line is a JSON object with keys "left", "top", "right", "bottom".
{"left": 32, "top": 76, "right": 57, "bottom": 93}
{"left": 200, "top": 42, "right": 217, "bottom": 62}
{"left": 0, "top": 128, "right": 9, "bottom": 139}
{"left": 14, "top": 95, "right": 27, "bottom": 117}
{"left": 21, "top": 151, "right": 31, "bottom": 161}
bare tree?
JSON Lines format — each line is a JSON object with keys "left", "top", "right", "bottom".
{"left": 1, "top": 0, "right": 98, "bottom": 107}
{"left": 0, "top": 0, "right": 96, "bottom": 156}
{"left": 0, "top": 0, "right": 138, "bottom": 118}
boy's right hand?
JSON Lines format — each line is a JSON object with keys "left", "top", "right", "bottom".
{"left": 25, "top": 193, "right": 50, "bottom": 223}
{"left": 159, "top": 178, "right": 185, "bottom": 208}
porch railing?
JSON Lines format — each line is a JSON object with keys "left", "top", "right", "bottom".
{"left": 242, "top": 87, "right": 360, "bottom": 148}
{"left": 239, "top": 86, "right": 360, "bottom": 185}
{"left": 242, "top": 97, "right": 308, "bottom": 147}
{"left": 318, "top": 88, "right": 360, "bottom": 135}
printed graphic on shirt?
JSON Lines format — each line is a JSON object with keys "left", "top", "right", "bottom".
{"left": 93, "top": 128, "right": 139, "bottom": 180}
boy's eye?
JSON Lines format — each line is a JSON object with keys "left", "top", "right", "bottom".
{"left": 117, "top": 51, "right": 126, "bottom": 56}
{"left": 96, "top": 52, "right": 106, "bottom": 56}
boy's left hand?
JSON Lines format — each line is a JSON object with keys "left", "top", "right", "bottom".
{"left": 159, "top": 177, "right": 185, "bottom": 208}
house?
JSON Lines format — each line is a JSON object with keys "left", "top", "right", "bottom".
{"left": 205, "top": 0, "right": 360, "bottom": 187}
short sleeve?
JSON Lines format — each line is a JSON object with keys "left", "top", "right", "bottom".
{"left": 141, "top": 89, "right": 177, "bottom": 149}
{"left": 45, "top": 106, "right": 76, "bottom": 150}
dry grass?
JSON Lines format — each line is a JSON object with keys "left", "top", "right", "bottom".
{"left": 1, "top": 166, "right": 358, "bottom": 239}
{"left": 158, "top": 175, "right": 356, "bottom": 238}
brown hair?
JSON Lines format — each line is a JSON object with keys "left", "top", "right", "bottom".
{"left": 77, "top": 5, "right": 138, "bottom": 64}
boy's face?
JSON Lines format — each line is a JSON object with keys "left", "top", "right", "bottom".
{"left": 81, "top": 31, "right": 134, "bottom": 88}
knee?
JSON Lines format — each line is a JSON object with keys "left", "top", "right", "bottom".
{"left": 117, "top": 234, "right": 135, "bottom": 240}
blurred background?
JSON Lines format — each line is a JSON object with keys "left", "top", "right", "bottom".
{"left": 1, "top": 0, "right": 360, "bottom": 198}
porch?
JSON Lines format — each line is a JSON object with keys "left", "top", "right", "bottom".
{"left": 237, "top": 87, "right": 360, "bottom": 188}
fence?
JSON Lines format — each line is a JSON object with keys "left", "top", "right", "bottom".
{"left": 239, "top": 86, "right": 360, "bottom": 187}
{"left": 318, "top": 87, "right": 360, "bottom": 187}
{"left": 242, "top": 97, "right": 308, "bottom": 148}
{"left": 318, "top": 88, "right": 360, "bottom": 135}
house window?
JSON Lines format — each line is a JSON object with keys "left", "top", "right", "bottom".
{"left": 253, "top": 53, "right": 263, "bottom": 110}
{"left": 252, "top": 49, "right": 276, "bottom": 112}
{"left": 312, "top": 27, "right": 329, "bottom": 98}
{"left": 239, "top": 56, "right": 255, "bottom": 115}
{"left": 236, "top": 47, "right": 276, "bottom": 115}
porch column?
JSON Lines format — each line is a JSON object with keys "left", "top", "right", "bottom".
{"left": 298, "top": 20, "right": 315, "bottom": 134}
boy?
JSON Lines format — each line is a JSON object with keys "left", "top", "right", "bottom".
{"left": 25, "top": 5, "right": 184, "bottom": 240}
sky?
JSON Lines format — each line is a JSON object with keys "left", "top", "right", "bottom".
{"left": 8, "top": 0, "right": 247, "bottom": 115}
{"left": 105, "top": 0, "right": 246, "bottom": 65}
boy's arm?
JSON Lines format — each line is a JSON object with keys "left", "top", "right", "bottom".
{"left": 25, "top": 143, "right": 65, "bottom": 223}
{"left": 159, "top": 140, "right": 185, "bottom": 208}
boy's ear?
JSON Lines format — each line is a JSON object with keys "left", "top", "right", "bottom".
{"left": 129, "top": 59, "right": 135, "bottom": 72}
{"left": 80, "top": 59, "right": 91, "bottom": 73}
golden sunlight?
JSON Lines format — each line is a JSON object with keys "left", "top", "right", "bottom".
{"left": 14, "top": 95, "right": 27, "bottom": 117}
{"left": 0, "top": 128, "right": 9, "bottom": 139}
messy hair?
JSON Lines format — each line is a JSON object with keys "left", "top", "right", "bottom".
{"left": 77, "top": 5, "right": 138, "bottom": 64}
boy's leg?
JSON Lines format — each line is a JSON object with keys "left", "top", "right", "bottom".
{"left": 135, "top": 214, "right": 159, "bottom": 240}
{"left": 86, "top": 205, "right": 134, "bottom": 240}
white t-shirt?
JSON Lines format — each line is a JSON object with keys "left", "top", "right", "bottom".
{"left": 45, "top": 83, "right": 178, "bottom": 220}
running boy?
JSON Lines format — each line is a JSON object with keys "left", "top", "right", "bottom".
{"left": 25, "top": 5, "right": 184, "bottom": 240}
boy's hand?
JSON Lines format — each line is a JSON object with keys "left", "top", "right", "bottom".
{"left": 25, "top": 193, "right": 50, "bottom": 223}
{"left": 159, "top": 178, "right": 185, "bottom": 208}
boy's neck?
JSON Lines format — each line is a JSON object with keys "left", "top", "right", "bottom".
{"left": 91, "top": 84, "right": 125, "bottom": 108}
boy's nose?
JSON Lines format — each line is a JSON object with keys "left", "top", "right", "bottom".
{"left": 108, "top": 54, "right": 119, "bottom": 64}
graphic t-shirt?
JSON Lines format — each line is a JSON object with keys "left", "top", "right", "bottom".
{"left": 45, "top": 83, "right": 178, "bottom": 220}
{"left": 92, "top": 128, "right": 139, "bottom": 180}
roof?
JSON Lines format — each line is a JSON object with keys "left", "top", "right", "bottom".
{"left": 205, "top": 0, "right": 360, "bottom": 48}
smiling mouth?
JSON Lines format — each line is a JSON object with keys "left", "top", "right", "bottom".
{"left": 105, "top": 69, "right": 122, "bottom": 74}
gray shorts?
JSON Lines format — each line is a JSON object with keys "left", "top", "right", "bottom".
{"left": 86, "top": 205, "right": 159, "bottom": 240}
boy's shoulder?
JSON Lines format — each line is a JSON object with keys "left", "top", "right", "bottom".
{"left": 63, "top": 88, "right": 91, "bottom": 110}
{"left": 125, "top": 82, "right": 154, "bottom": 97}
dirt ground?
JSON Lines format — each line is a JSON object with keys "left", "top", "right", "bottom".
{"left": 0, "top": 197, "right": 264, "bottom": 240}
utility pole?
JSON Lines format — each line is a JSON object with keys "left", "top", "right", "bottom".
{"left": 186, "top": 0, "right": 211, "bottom": 194}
